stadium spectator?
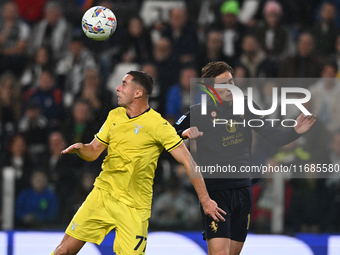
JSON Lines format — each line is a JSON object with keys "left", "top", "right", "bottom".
{"left": 20, "top": 46, "right": 54, "bottom": 92}
{"left": 299, "top": 97, "right": 331, "bottom": 164}
{"left": 274, "top": 140, "right": 311, "bottom": 167}
{"left": 140, "top": 63, "right": 162, "bottom": 114}
{"left": 309, "top": 62, "right": 340, "bottom": 132}
{"left": 197, "top": 30, "right": 235, "bottom": 71}
{"left": 0, "top": 133, "right": 34, "bottom": 196}
{"left": 310, "top": 2, "right": 339, "bottom": 61}
{"left": 74, "top": 68, "right": 113, "bottom": 123}
{"left": 232, "top": 63, "right": 261, "bottom": 105}
{"left": 14, "top": 0, "right": 47, "bottom": 24}
{"left": 66, "top": 171, "right": 95, "bottom": 221}
{"left": 209, "top": 0, "right": 246, "bottom": 59}
{"left": 18, "top": 101, "right": 49, "bottom": 162}
{"left": 56, "top": 38, "right": 97, "bottom": 108}
{"left": 152, "top": 37, "right": 180, "bottom": 98}
{"left": 280, "top": 0, "right": 321, "bottom": 32}
{"left": 15, "top": 169, "right": 59, "bottom": 229}
{"left": 150, "top": 176, "right": 200, "bottom": 230}
{"left": 0, "top": 1, "right": 30, "bottom": 76}
{"left": 28, "top": 1, "right": 72, "bottom": 61}
{"left": 24, "top": 70, "right": 64, "bottom": 128}
{"left": 161, "top": 7, "right": 199, "bottom": 64}
{"left": 60, "top": 99, "right": 99, "bottom": 146}
{"left": 0, "top": 72, "right": 22, "bottom": 142}
{"left": 279, "top": 33, "right": 321, "bottom": 78}
{"left": 328, "top": 34, "right": 340, "bottom": 77}
{"left": 254, "top": 1, "right": 295, "bottom": 62}
{"left": 114, "top": 16, "right": 152, "bottom": 64}
{"left": 238, "top": 34, "right": 278, "bottom": 77}
{"left": 234, "top": 63, "right": 250, "bottom": 77}
{"left": 95, "top": 1, "right": 125, "bottom": 87}
{"left": 165, "top": 67, "right": 197, "bottom": 124}
{"left": 39, "top": 131, "right": 82, "bottom": 220}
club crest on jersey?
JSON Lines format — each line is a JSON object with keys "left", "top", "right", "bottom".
{"left": 71, "top": 221, "right": 80, "bottom": 231}
{"left": 211, "top": 111, "right": 217, "bottom": 117}
{"left": 133, "top": 123, "right": 144, "bottom": 134}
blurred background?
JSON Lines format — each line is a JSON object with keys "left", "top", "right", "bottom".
{"left": 0, "top": 0, "right": 340, "bottom": 253}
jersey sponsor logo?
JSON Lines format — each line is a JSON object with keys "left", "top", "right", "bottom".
{"left": 71, "top": 221, "right": 80, "bottom": 231}
{"left": 226, "top": 119, "right": 238, "bottom": 133}
{"left": 175, "top": 115, "right": 186, "bottom": 125}
{"left": 134, "top": 123, "right": 144, "bottom": 134}
{"left": 163, "top": 122, "right": 168, "bottom": 125}
{"left": 210, "top": 221, "right": 218, "bottom": 233}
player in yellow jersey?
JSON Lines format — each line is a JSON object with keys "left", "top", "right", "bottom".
{"left": 51, "top": 71, "right": 226, "bottom": 255}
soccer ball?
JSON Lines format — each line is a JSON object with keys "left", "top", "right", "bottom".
{"left": 82, "top": 6, "right": 117, "bottom": 41}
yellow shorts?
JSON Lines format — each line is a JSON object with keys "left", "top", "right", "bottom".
{"left": 65, "top": 187, "right": 150, "bottom": 255}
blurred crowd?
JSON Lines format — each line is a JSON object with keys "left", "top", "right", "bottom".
{"left": 0, "top": 0, "right": 340, "bottom": 233}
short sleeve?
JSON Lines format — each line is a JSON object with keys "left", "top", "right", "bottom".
{"left": 95, "top": 112, "right": 112, "bottom": 145}
{"left": 154, "top": 120, "right": 183, "bottom": 152}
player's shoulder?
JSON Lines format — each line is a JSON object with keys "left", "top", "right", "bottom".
{"left": 243, "top": 96, "right": 260, "bottom": 109}
{"left": 186, "top": 103, "right": 201, "bottom": 115}
{"left": 190, "top": 103, "right": 201, "bottom": 111}
{"left": 148, "top": 108, "right": 169, "bottom": 124}
{"left": 108, "top": 107, "right": 126, "bottom": 117}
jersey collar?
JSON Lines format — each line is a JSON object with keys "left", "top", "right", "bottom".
{"left": 126, "top": 107, "right": 151, "bottom": 119}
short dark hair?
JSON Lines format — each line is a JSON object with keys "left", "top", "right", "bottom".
{"left": 322, "top": 61, "right": 337, "bottom": 72}
{"left": 201, "top": 61, "right": 234, "bottom": 78}
{"left": 127, "top": 70, "right": 153, "bottom": 95}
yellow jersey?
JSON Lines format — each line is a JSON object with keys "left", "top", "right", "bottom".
{"left": 94, "top": 107, "right": 182, "bottom": 210}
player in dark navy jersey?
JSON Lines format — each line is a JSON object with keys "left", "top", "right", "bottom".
{"left": 174, "top": 61, "right": 316, "bottom": 255}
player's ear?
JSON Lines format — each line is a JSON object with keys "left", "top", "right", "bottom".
{"left": 134, "top": 89, "right": 143, "bottom": 99}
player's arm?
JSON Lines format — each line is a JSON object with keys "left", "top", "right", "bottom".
{"left": 174, "top": 111, "right": 203, "bottom": 139}
{"left": 170, "top": 143, "right": 226, "bottom": 222}
{"left": 61, "top": 138, "right": 107, "bottom": 162}
{"left": 251, "top": 101, "right": 316, "bottom": 146}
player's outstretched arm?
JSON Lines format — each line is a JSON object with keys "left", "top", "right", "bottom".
{"left": 170, "top": 143, "right": 226, "bottom": 222}
{"left": 61, "top": 138, "right": 107, "bottom": 162}
{"left": 294, "top": 113, "right": 316, "bottom": 134}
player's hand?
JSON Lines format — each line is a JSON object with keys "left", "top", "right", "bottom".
{"left": 182, "top": 127, "right": 203, "bottom": 140}
{"left": 294, "top": 113, "right": 316, "bottom": 134}
{"left": 61, "top": 143, "right": 84, "bottom": 154}
{"left": 201, "top": 198, "right": 226, "bottom": 222}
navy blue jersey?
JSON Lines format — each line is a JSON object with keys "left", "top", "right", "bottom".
{"left": 174, "top": 97, "right": 301, "bottom": 191}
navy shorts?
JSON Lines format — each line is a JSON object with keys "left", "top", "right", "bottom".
{"left": 200, "top": 186, "right": 253, "bottom": 242}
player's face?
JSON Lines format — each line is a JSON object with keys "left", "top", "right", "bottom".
{"left": 214, "top": 71, "right": 234, "bottom": 103}
{"left": 116, "top": 74, "right": 137, "bottom": 107}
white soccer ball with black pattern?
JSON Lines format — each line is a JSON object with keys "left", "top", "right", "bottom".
{"left": 82, "top": 6, "right": 117, "bottom": 41}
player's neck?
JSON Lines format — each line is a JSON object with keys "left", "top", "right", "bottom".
{"left": 125, "top": 102, "right": 150, "bottom": 118}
